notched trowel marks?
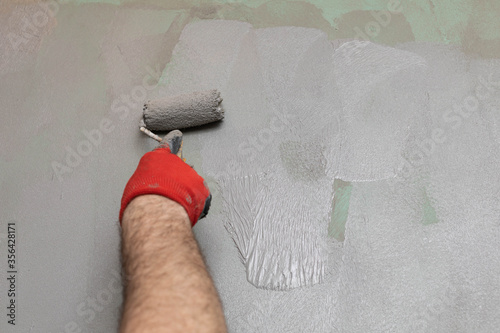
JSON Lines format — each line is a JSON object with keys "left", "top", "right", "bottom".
{"left": 220, "top": 173, "right": 330, "bottom": 290}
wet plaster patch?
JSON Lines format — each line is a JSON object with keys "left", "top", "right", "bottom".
{"left": 157, "top": 20, "right": 500, "bottom": 331}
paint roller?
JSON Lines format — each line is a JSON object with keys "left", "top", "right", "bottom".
{"left": 139, "top": 89, "right": 224, "bottom": 143}
{"left": 136, "top": 91, "right": 220, "bottom": 222}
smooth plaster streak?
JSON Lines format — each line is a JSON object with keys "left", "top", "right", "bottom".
{"left": 157, "top": 20, "right": 253, "bottom": 96}
{"left": 220, "top": 26, "right": 338, "bottom": 289}
{"left": 332, "top": 178, "right": 451, "bottom": 332}
{"left": 161, "top": 21, "right": 339, "bottom": 289}
{"left": 401, "top": 45, "right": 500, "bottom": 331}
{"left": 332, "top": 40, "right": 432, "bottom": 181}
{"left": 329, "top": 46, "right": 500, "bottom": 332}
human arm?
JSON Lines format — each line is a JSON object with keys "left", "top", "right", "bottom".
{"left": 120, "top": 194, "right": 227, "bottom": 333}
{"left": 119, "top": 131, "right": 227, "bottom": 333}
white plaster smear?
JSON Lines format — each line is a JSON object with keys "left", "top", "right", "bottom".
{"left": 161, "top": 20, "right": 500, "bottom": 329}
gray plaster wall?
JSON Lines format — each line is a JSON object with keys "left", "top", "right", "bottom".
{"left": 1, "top": 2, "right": 500, "bottom": 333}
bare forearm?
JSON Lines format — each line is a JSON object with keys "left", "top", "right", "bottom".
{"left": 120, "top": 195, "right": 227, "bottom": 333}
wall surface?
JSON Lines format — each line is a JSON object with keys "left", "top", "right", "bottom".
{"left": 0, "top": 1, "right": 499, "bottom": 332}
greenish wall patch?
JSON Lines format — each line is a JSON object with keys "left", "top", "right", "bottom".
{"left": 329, "top": 179, "right": 352, "bottom": 241}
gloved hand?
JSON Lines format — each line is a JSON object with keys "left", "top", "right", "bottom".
{"left": 119, "top": 132, "right": 211, "bottom": 226}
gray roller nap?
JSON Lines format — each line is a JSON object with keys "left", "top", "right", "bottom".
{"left": 143, "top": 89, "right": 224, "bottom": 131}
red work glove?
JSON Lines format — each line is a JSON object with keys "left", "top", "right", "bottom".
{"left": 119, "top": 142, "right": 211, "bottom": 226}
